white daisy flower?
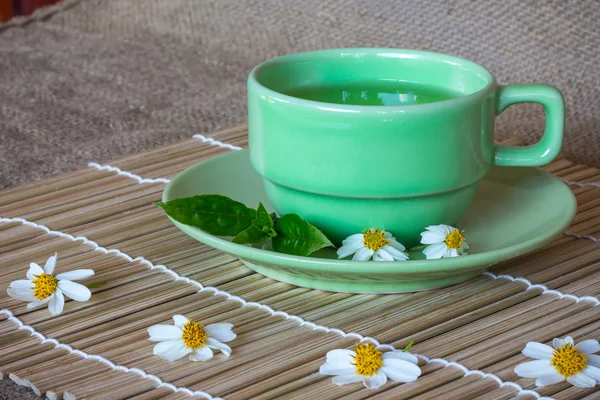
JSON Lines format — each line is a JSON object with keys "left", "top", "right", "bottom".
{"left": 420, "top": 224, "right": 469, "bottom": 259}
{"left": 6, "top": 253, "right": 94, "bottom": 316}
{"left": 148, "top": 314, "right": 236, "bottom": 362}
{"left": 337, "top": 228, "right": 408, "bottom": 261}
{"left": 514, "top": 336, "right": 600, "bottom": 388}
{"left": 320, "top": 341, "right": 421, "bottom": 389}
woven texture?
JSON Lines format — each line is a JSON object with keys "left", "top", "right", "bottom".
{"left": 1, "top": 0, "right": 600, "bottom": 190}
{"left": 1, "top": 126, "right": 600, "bottom": 399}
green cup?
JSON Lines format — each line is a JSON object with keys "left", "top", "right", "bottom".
{"left": 247, "top": 48, "right": 564, "bottom": 246}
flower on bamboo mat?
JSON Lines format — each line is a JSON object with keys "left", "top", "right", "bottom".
{"left": 337, "top": 228, "right": 408, "bottom": 261}
{"left": 148, "top": 315, "right": 236, "bottom": 362}
{"left": 6, "top": 253, "right": 94, "bottom": 316}
{"left": 515, "top": 336, "right": 600, "bottom": 388}
{"left": 420, "top": 224, "right": 469, "bottom": 259}
{"left": 320, "top": 341, "right": 421, "bottom": 389}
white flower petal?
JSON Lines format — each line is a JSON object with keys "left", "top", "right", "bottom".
{"left": 44, "top": 253, "right": 57, "bottom": 275}
{"left": 27, "top": 263, "right": 44, "bottom": 280}
{"left": 55, "top": 269, "right": 95, "bottom": 281}
{"left": 448, "top": 248, "right": 459, "bottom": 258}
{"left": 153, "top": 339, "right": 182, "bottom": 355}
{"left": 353, "top": 247, "right": 373, "bottom": 261}
{"left": 172, "top": 315, "right": 189, "bottom": 329}
{"left": 381, "top": 245, "right": 408, "bottom": 261}
{"left": 439, "top": 225, "right": 454, "bottom": 235}
{"left": 373, "top": 249, "right": 394, "bottom": 262}
{"left": 207, "top": 337, "right": 232, "bottom": 357}
{"left": 514, "top": 360, "right": 554, "bottom": 378}
{"left": 27, "top": 296, "right": 52, "bottom": 309}
{"left": 423, "top": 242, "right": 447, "bottom": 259}
{"left": 7, "top": 287, "right": 37, "bottom": 302}
{"left": 337, "top": 241, "right": 366, "bottom": 259}
{"left": 382, "top": 351, "right": 419, "bottom": 365}
{"left": 577, "top": 340, "right": 600, "bottom": 355}
{"left": 326, "top": 349, "right": 354, "bottom": 365}
{"left": 331, "top": 374, "right": 363, "bottom": 386}
{"left": 587, "top": 354, "right": 600, "bottom": 368}
{"left": 535, "top": 370, "right": 565, "bottom": 386}
{"left": 57, "top": 280, "right": 91, "bottom": 301}
{"left": 153, "top": 340, "right": 191, "bottom": 361}
{"left": 582, "top": 365, "right": 600, "bottom": 383}
{"left": 553, "top": 336, "right": 574, "bottom": 349}
{"left": 319, "top": 362, "right": 356, "bottom": 376}
{"left": 567, "top": 372, "right": 596, "bottom": 388}
{"left": 363, "top": 370, "right": 387, "bottom": 389}
{"left": 381, "top": 358, "right": 422, "bottom": 382}
{"left": 48, "top": 289, "right": 64, "bottom": 315}
{"left": 420, "top": 231, "right": 446, "bottom": 245}
{"left": 148, "top": 325, "right": 183, "bottom": 341}
{"left": 10, "top": 280, "right": 34, "bottom": 289}
{"left": 189, "top": 346, "right": 213, "bottom": 362}
{"left": 522, "top": 342, "right": 554, "bottom": 360}
{"left": 427, "top": 225, "right": 453, "bottom": 235}
{"left": 342, "top": 234, "right": 364, "bottom": 245}
{"left": 204, "top": 323, "right": 236, "bottom": 342}
{"left": 387, "top": 239, "right": 405, "bottom": 252}
{"left": 383, "top": 231, "right": 393, "bottom": 239}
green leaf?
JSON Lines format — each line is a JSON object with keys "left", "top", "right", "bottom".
{"left": 253, "top": 203, "right": 274, "bottom": 229}
{"left": 272, "top": 214, "right": 333, "bottom": 256}
{"left": 156, "top": 195, "right": 256, "bottom": 236}
{"left": 408, "top": 245, "right": 427, "bottom": 252}
{"left": 402, "top": 339, "right": 415, "bottom": 352}
{"left": 232, "top": 224, "right": 272, "bottom": 244}
{"left": 233, "top": 202, "right": 277, "bottom": 244}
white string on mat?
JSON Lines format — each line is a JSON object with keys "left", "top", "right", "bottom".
{"left": 561, "top": 178, "right": 600, "bottom": 189}
{"left": 0, "top": 217, "right": 552, "bottom": 399}
{"left": 88, "top": 163, "right": 171, "bottom": 184}
{"left": 0, "top": 309, "right": 222, "bottom": 400}
{"left": 484, "top": 272, "right": 600, "bottom": 306}
{"left": 563, "top": 231, "right": 600, "bottom": 243}
{"left": 192, "top": 134, "right": 243, "bottom": 151}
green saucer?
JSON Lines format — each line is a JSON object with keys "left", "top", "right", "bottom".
{"left": 162, "top": 150, "right": 576, "bottom": 293}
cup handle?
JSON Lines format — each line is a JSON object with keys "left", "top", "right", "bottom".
{"left": 494, "top": 84, "right": 565, "bottom": 167}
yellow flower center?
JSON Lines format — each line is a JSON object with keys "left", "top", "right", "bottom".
{"left": 363, "top": 229, "right": 389, "bottom": 251}
{"left": 32, "top": 273, "right": 58, "bottom": 300}
{"left": 182, "top": 320, "right": 208, "bottom": 349}
{"left": 445, "top": 229, "right": 466, "bottom": 249}
{"left": 551, "top": 343, "right": 587, "bottom": 377}
{"left": 352, "top": 342, "right": 383, "bottom": 376}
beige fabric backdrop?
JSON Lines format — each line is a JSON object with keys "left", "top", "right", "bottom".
{"left": 1, "top": 0, "right": 599, "bottom": 189}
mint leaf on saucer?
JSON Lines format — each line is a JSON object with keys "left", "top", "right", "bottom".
{"left": 233, "top": 202, "right": 277, "bottom": 244}
{"left": 156, "top": 194, "right": 256, "bottom": 236}
{"left": 272, "top": 214, "right": 333, "bottom": 256}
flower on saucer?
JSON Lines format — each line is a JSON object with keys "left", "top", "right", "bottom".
{"left": 337, "top": 228, "right": 408, "bottom": 261}
{"left": 514, "top": 336, "right": 600, "bottom": 388}
{"left": 420, "top": 224, "right": 469, "bottom": 259}
{"left": 320, "top": 341, "right": 421, "bottom": 389}
{"left": 7, "top": 253, "right": 94, "bottom": 316}
{"left": 148, "top": 314, "right": 236, "bottom": 362}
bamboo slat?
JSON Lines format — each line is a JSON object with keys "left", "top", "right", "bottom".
{"left": 1, "top": 126, "right": 599, "bottom": 399}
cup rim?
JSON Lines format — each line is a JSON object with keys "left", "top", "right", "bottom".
{"left": 248, "top": 48, "right": 497, "bottom": 111}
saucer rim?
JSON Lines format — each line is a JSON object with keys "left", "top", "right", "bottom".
{"left": 163, "top": 150, "right": 577, "bottom": 275}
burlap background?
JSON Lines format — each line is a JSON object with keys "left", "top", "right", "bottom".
{"left": 0, "top": 0, "right": 599, "bottom": 397}
{"left": 0, "top": 0, "right": 599, "bottom": 190}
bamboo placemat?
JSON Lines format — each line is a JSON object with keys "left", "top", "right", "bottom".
{"left": 1, "top": 125, "right": 600, "bottom": 400}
